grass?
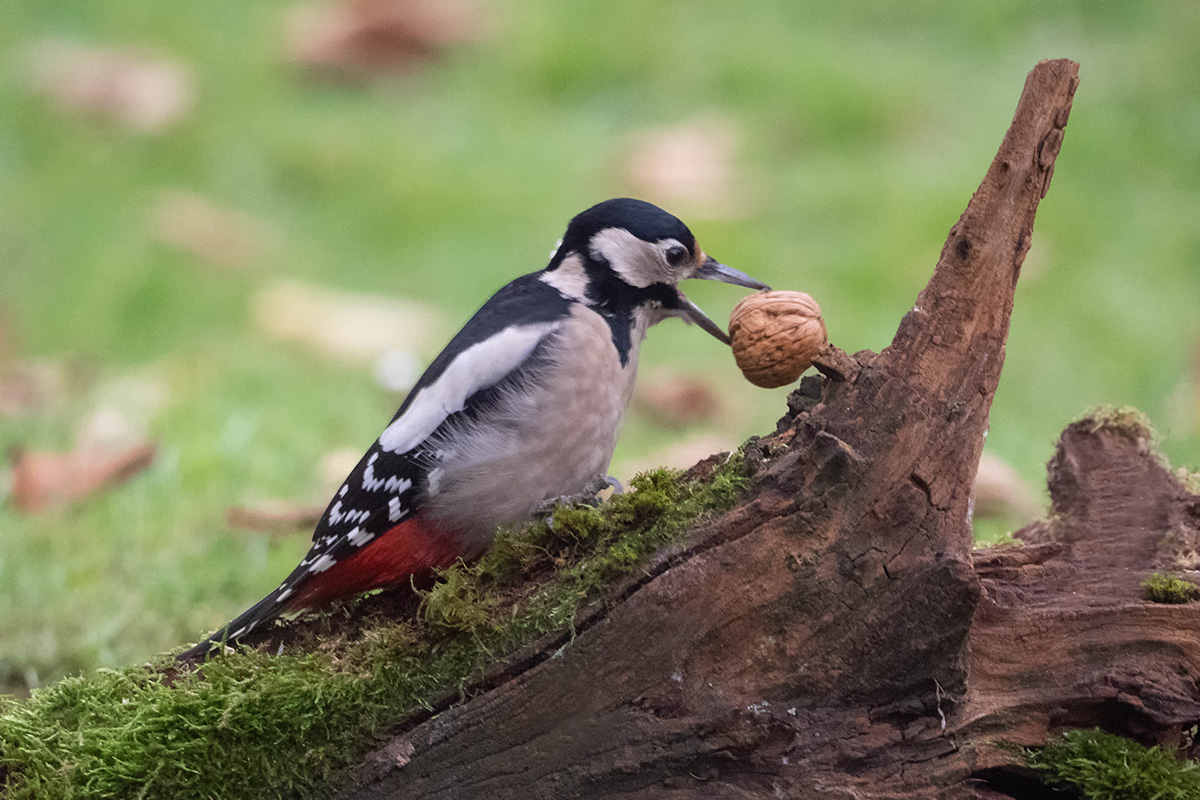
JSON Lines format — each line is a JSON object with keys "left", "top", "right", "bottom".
{"left": 0, "top": 460, "right": 749, "bottom": 800}
{"left": 1, "top": 0, "right": 1199, "bottom": 686}
{"left": 1020, "top": 729, "right": 1200, "bottom": 800}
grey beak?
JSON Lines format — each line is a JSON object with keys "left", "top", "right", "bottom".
{"left": 693, "top": 255, "right": 771, "bottom": 291}
{"left": 678, "top": 255, "right": 771, "bottom": 345}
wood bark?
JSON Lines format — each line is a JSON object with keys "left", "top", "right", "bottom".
{"left": 328, "top": 59, "right": 1200, "bottom": 799}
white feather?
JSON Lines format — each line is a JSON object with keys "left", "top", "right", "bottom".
{"left": 308, "top": 553, "right": 337, "bottom": 573}
{"left": 348, "top": 526, "right": 376, "bottom": 546}
{"left": 379, "top": 322, "right": 558, "bottom": 455}
{"left": 540, "top": 253, "right": 590, "bottom": 301}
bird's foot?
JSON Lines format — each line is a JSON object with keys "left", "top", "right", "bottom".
{"left": 536, "top": 475, "right": 624, "bottom": 524}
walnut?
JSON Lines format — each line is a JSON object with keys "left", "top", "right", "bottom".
{"left": 729, "top": 291, "right": 827, "bottom": 388}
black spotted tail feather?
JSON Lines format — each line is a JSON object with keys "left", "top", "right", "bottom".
{"left": 178, "top": 514, "right": 468, "bottom": 660}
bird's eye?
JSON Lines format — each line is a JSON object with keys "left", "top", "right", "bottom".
{"left": 664, "top": 245, "right": 689, "bottom": 268}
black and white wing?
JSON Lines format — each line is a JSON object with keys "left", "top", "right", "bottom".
{"left": 182, "top": 273, "right": 575, "bottom": 654}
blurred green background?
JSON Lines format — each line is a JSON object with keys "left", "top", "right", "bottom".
{"left": 1, "top": 0, "right": 1198, "bottom": 691}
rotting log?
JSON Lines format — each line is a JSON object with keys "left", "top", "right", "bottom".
{"left": 323, "top": 59, "right": 1198, "bottom": 798}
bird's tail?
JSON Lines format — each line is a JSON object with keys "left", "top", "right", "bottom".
{"left": 177, "top": 515, "right": 472, "bottom": 661}
{"left": 176, "top": 577, "right": 303, "bottom": 661}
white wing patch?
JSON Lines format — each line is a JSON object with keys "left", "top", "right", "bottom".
{"left": 379, "top": 322, "right": 558, "bottom": 455}
{"left": 309, "top": 553, "right": 337, "bottom": 573}
{"left": 348, "top": 526, "right": 376, "bottom": 547}
{"left": 328, "top": 501, "right": 370, "bottom": 527}
{"left": 362, "top": 452, "right": 415, "bottom": 493}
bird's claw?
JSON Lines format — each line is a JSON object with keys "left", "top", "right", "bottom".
{"left": 537, "top": 475, "right": 623, "bottom": 526}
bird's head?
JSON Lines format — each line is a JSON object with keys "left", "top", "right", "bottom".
{"left": 544, "top": 198, "right": 769, "bottom": 344}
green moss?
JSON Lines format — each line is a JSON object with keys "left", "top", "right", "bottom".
{"left": 0, "top": 458, "right": 749, "bottom": 800}
{"left": 1020, "top": 729, "right": 1200, "bottom": 800}
{"left": 971, "top": 517, "right": 1019, "bottom": 547}
{"left": 418, "top": 565, "right": 493, "bottom": 633}
{"left": 1078, "top": 406, "right": 1157, "bottom": 440}
{"left": 1142, "top": 572, "right": 1199, "bottom": 604}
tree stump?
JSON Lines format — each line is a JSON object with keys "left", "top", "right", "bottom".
{"left": 327, "top": 59, "right": 1200, "bottom": 799}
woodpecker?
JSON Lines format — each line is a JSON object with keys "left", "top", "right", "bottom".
{"left": 182, "top": 198, "right": 768, "bottom": 659}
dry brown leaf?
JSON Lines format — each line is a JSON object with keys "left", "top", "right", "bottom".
{"left": 228, "top": 501, "right": 325, "bottom": 534}
{"left": 152, "top": 191, "right": 278, "bottom": 270}
{"left": 27, "top": 40, "right": 193, "bottom": 133}
{"left": 0, "top": 306, "right": 13, "bottom": 367}
{"left": 9, "top": 442, "right": 156, "bottom": 513}
{"left": 624, "top": 118, "right": 750, "bottom": 220}
{"left": 318, "top": 447, "right": 363, "bottom": 497}
{"left": 618, "top": 433, "right": 739, "bottom": 483}
{"left": 634, "top": 373, "right": 722, "bottom": 429}
{"left": 74, "top": 374, "right": 168, "bottom": 453}
{"left": 287, "top": 0, "right": 485, "bottom": 79}
{"left": 0, "top": 362, "right": 70, "bottom": 420}
{"left": 973, "top": 452, "right": 1042, "bottom": 523}
{"left": 1191, "top": 343, "right": 1200, "bottom": 437}
{"left": 252, "top": 278, "right": 443, "bottom": 363}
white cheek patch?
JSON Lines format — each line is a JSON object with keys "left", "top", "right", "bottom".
{"left": 589, "top": 227, "right": 668, "bottom": 288}
{"left": 379, "top": 322, "right": 558, "bottom": 455}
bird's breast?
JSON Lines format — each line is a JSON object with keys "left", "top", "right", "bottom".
{"left": 425, "top": 304, "right": 641, "bottom": 543}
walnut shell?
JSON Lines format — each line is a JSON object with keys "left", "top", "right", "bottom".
{"left": 729, "top": 291, "right": 827, "bottom": 388}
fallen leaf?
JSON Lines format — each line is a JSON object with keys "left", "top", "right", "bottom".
{"left": 1165, "top": 341, "right": 1200, "bottom": 440}
{"left": 0, "top": 305, "right": 13, "bottom": 367}
{"left": 318, "top": 447, "right": 363, "bottom": 497}
{"left": 9, "top": 442, "right": 156, "bottom": 513}
{"left": 0, "top": 362, "right": 70, "bottom": 419}
{"left": 228, "top": 500, "right": 325, "bottom": 534}
{"left": 373, "top": 348, "right": 421, "bottom": 393}
{"left": 634, "top": 373, "right": 722, "bottom": 429}
{"left": 973, "top": 452, "right": 1042, "bottom": 523}
{"left": 75, "top": 374, "right": 168, "bottom": 452}
{"left": 1194, "top": 344, "right": 1200, "bottom": 437}
{"left": 252, "top": 278, "right": 443, "bottom": 362}
{"left": 287, "top": 0, "right": 486, "bottom": 79}
{"left": 26, "top": 39, "right": 193, "bottom": 133}
{"left": 152, "top": 190, "right": 278, "bottom": 270}
{"left": 618, "top": 433, "right": 740, "bottom": 483}
{"left": 624, "top": 117, "right": 751, "bottom": 220}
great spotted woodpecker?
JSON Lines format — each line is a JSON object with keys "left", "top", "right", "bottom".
{"left": 182, "top": 198, "right": 768, "bottom": 658}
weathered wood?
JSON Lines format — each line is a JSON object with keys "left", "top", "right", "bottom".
{"left": 966, "top": 419, "right": 1200, "bottom": 754}
{"left": 327, "top": 60, "right": 1149, "bottom": 799}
